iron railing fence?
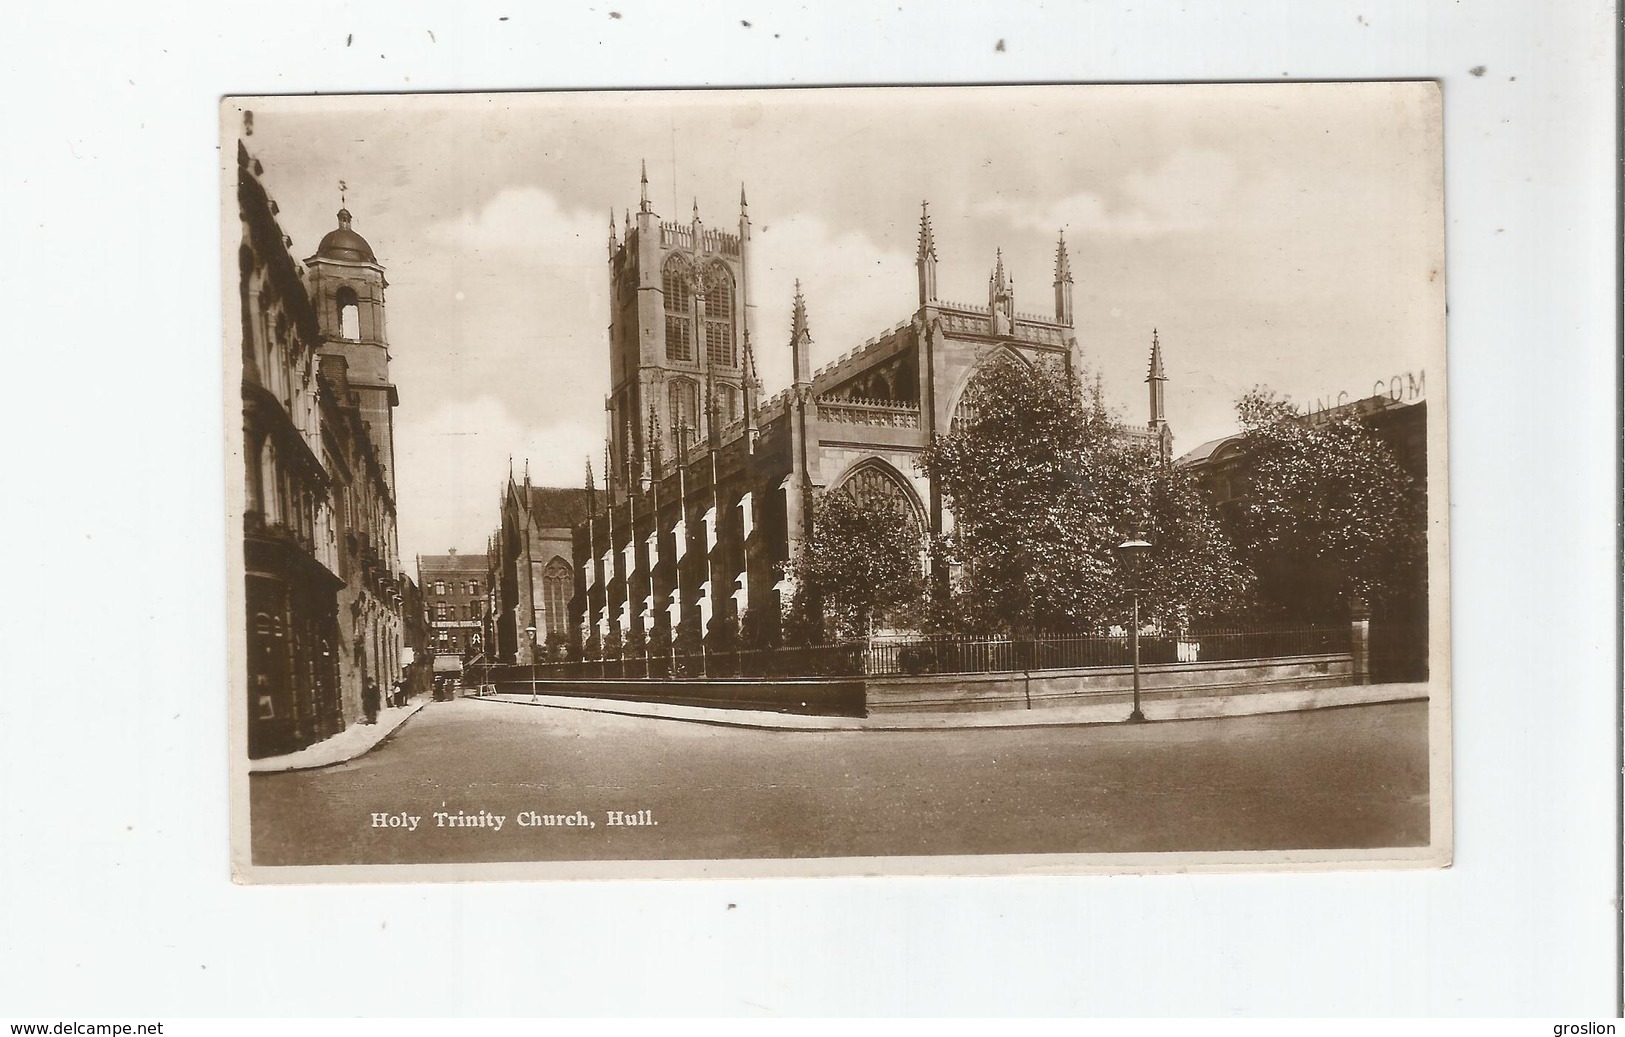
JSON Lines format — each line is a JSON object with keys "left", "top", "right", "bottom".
{"left": 469, "top": 643, "right": 864, "bottom": 685}
{"left": 865, "top": 625, "right": 1351, "bottom": 676}
{"left": 467, "top": 626, "right": 1349, "bottom": 685}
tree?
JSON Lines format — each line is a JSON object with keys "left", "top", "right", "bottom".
{"left": 919, "top": 356, "right": 1250, "bottom": 633}
{"left": 1226, "top": 387, "right": 1425, "bottom": 622}
{"left": 789, "top": 481, "right": 927, "bottom": 642}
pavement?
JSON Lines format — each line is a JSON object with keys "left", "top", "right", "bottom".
{"left": 248, "top": 698, "right": 427, "bottom": 772}
{"left": 464, "top": 679, "right": 1428, "bottom": 731}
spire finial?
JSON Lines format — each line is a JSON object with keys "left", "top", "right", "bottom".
{"left": 992, "top": 248, "right": 1008, "bottom": 291}
{"left": 339, "top": 179, "right": 348, "bottom": 210}
{"left": 1147, "top": 327, "right": 1167, "bottom": 382}
{"left": 917, "top": 200, "right": 936, "bottom": 260}
{"left": 1054, "top": 229, "right": 1072, "bottom": 284}
{"left": 740, "top": 183, "right": 748, "bottom": 211}
{"left": 692, "top": 196, "right": 700, "bottom": 222}
{"left": 639, "top": 159, "right": 650, "bottom": 214}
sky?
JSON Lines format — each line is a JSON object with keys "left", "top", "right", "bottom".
{"left": 236, "top": 84, "right": 1443, "bottom": 567}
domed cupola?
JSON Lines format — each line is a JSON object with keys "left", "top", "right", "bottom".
{"left": 315, "top": 208, "right": 376, "bottom": 263}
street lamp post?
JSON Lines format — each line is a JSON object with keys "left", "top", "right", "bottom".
{"left": 526, "top": 625, "right": 538, "bottom": 702}
{"left": 1114, "top": 536, "right": 1152, "bottom": 724}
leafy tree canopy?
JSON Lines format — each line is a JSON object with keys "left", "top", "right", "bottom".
{"left": 789, "top": 479, "right": 926, "bottom": 642}
{"left": 1228, "top": 386, "right": 1424, "bottom": 620}
{"left": 920, "top": 357, "right": 1250, "bottom": 633}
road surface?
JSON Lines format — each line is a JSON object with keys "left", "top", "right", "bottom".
{"left": 250, "top": 697, "right": 1429, "bottom": 865}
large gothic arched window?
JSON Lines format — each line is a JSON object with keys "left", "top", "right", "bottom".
{"left": 541, "top": 557, "right": 573, "bottom": 636}
{"left": 663, "top": 256, "right": 692, "bottom": 362}
{"left": 835, "top": 463, "right": 925, "bottom": 547}
{"left": 703, "top": 262, "right": 735, "bottom": 368}
{"left": 951, "top": 349, "right": 1032, "bottom": 431}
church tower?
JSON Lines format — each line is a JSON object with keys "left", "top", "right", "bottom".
{"left": 307, "top": 207, "right": 399, "bottom": 495}
{"left": 606, "top": 163, "right": 751, "bottom": 498}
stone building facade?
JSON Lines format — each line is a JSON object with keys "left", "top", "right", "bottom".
{"left": 491, "top": 478, "right": 595, "bottom": 664}
{"left": 237, "top": 137, "right": 405, "bottom": 758}
{"left": 565, "top": 174, "right": 1173, "bottom": 653}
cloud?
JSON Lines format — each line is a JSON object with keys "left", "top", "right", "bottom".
{"left": 393, "top": 394, "right": 599, "bottom": 562}
{"left": 973, "top": 148, "right": 1241, "bottom": 237}
{"left": 748, "top": 213, "right": 913, "bottom": 391}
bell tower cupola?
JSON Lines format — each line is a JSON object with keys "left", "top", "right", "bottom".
{"left": 306, "top": 204, "right": 399, "bottom": 495}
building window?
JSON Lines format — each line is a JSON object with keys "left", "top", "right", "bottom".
{"left": 470, "top": 580, "right": 480, "bottom": 596}
{"left": 703, "top": 264, "right": 735, "bottom": 367}
{"left": 836, "top": 463, "right": 925, "bottom": 547}
{"left": 663, "top": 256, "right": 691, "bottom": 314}
{"left": 435, "top": 602, "right": 448, "bottom": 621}
{"left": 668, "top": 378, "right": 699, "bottom": 440}
{"left": 434, "top": 581, "right": 445, "bottom": 595}
{"left": 336, "top": 287, "right": 361, "bottom": 341}
{"left": 663, "top": 256, "right": 693, "bottom": 361}
{"left": 705, "top": 322, "right": 734, "bottom": 368}
{"left": 665, "top": 316, "right": 692, "bottom": 362}
{"left": 542, "top": 557, "right": 573, "bottom": 637}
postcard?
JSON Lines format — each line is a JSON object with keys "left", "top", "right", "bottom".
{"left": 225, "top": 83, "right": 1450, "bottom": 881}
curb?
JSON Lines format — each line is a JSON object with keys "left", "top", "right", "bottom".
{"left": 462, "top": 683, "right": 1428, "bottom": 732}
{"left": 249, "top": 700, "right": 427, "bottom": 773}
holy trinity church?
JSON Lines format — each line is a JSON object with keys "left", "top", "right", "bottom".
{"left": 495, "top": 165, "right": 1173, "bottom": 659}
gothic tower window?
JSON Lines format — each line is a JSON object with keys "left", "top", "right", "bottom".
{"left": 336, "top": 286, "right": 361, "bottom": 342}
{"left": 704, "top": 262, "right": 735, "bottom": 367}
{"left": 541, "top": 557, "right": 573, "bottom": 636}
{"left": 663, "top": 256, "right": 692, "bottom": 361}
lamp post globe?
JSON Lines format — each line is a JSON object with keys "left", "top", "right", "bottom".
{"left": 1114, "top": 536, "right": 1153, "bottom": 723}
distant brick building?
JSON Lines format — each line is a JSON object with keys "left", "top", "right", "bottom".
{"left": 418, "top": 550, "right": 490, "bottom": 659}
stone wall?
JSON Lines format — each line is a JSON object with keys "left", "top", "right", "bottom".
{"left": 865, "top": 653, "right": 1354, "bottom": 714}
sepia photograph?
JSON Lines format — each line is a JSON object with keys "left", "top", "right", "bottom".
{"left": 226, "top": 83, "right": 1450, "bottom": 880}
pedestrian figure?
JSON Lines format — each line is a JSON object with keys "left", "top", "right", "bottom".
{"left": 391, "top": 676, "right": 406, "bottom": 709}
{"left": 362, "top": 677, "right": 380, "bottom": 724}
